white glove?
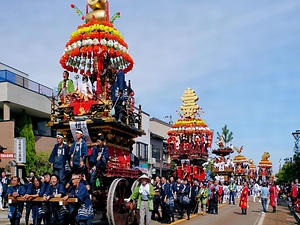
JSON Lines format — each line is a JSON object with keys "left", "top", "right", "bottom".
{"left": 124, "top": 198, "right": 131, "bottom": 202}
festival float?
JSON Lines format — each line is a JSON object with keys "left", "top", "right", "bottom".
{"left": 167, "top": 88, "right": 213, "bottom": 182}
{"left": 232, "top": 146, "right": 249, "bottom": 181}
{"left": 211, "top": 136, "right": 235, "bottom": 182}
{"left": 258, "top": 152, "right": 272, "bottom": 182}
{"left": 248, "top": 159, "right": 257, "bottom": 181}
{"left": 48, "top": 1, "right": 143, "bottom": 224}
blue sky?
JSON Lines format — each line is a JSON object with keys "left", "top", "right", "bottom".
{"left": 1, "top": 1, "right": 300, "bottom": 173}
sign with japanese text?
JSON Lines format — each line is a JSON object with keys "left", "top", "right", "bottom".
{"left": 14, "top": 137, "right": 26, "bottom": 163}
{"left": 0, "top": 153, "right": 14, "bottom": 159}
{"left": 69, "top": 121, "right": 92, "bottom": 144}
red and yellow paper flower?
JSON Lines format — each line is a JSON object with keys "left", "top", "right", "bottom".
{"left": 59, "top": 20, "right": 134, "bottom": 75}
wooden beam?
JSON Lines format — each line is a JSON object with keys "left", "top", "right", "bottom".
{"left": 8, "top": 196, "right": 78, "bottom": 204}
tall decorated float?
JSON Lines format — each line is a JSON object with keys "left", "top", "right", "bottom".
{"left": 211, "top": 137, "right": 235, "bottom": 182}
{"left": 48, "top": 1, "right": 143, "bottom": 224}
{"left": 167, "top": 88, "right": 213, "bottom": 182}
{"left": 258, "top": 152, "right": 272, "bottom": 182}
{"left": 232, "top": 146, "right": 249, "bottom": 183}
{"left": 248, "top": 159, "right": 257, "bottom": 181}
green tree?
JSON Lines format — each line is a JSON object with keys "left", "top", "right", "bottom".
{"left": 293, "top": 152, "right": 300, "bottom": 179}
{"left": 217, "top": 125, "right": 233, "bottom": 146}
{"left": 276, "top": 153, "right": 300, "bottom": 184}
{"left": 203, "top": 159, "right": 215, "bottom": 180}
{"left": 276, "top": 162, "right": 294, "bottom": 184}
{"left": 18, "top": 110, "right": 37, "bottom": 175}
{"left": 36, "top": 152, "right": 52, "bottom": 175}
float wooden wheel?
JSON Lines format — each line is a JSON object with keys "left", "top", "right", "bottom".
{"left": 131, "top": 179, "right": 139, "bottom": 192}
{"left": 107, "top": 178, "right": 132, "bottom": 225}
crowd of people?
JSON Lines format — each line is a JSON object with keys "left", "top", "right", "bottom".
{"left": 1, "top": 165, "right": 300, "bottom": 225}
{"left": 1, "top": 171, "right": 93, "bottom": 225}
{"left": 1, "top": 129, "right": 300, "bottom": 225}
{"left": 132, "top": 176, "right": 300, "bottom": 224}
{"left": 0, "top": 128, "right": 106, "bottom": 225}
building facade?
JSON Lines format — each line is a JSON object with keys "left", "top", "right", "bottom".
{"left": 132, "top": 110, "right": 151, "bottom": 175}
{"left": 150, "top": 117, "right": 173, "bottom": 177}
{"left": 0, "top": 62, "right": 55, "bottom": 176}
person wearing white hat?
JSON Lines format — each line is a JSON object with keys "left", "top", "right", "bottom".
{"left": 48, "top": 132, "right": 70, "bottom": 185}
{"left": 70, "top": 129, "right": 88, "bottom": 174}
{"left": 125, "top": 174, "right": 154, "bottom": 225}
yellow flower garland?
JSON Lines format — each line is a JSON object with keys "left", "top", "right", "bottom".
{"left": 70, "top": 24, "right": 123, "bottom": 40}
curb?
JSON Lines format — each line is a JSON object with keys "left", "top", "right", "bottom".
{"left": 287, "top": 203, "right": 300, "bottom": 224}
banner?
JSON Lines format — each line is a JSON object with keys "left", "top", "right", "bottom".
{"left": 14, "top": 137, "right": 26, "bottom": 163}
{"left": 69, "top": 121, "right": 92, "bottom": 144}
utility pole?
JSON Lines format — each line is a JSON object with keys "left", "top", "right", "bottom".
{"left": 279, "top": 158, "right": 281, "bottom": 171}
{"left": 165, "top": 115, "right": 173, "bottom": 125}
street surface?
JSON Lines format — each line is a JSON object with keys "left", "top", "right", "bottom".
{"left": 0, "top": 198, "right": 296, "bottom": 225}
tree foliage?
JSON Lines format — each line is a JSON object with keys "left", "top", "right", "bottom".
{"left": 217, "top": 125, "right": 233, "bottom": 146}
{"left": 18, "top": 110, "right": 37, "bottom": 175}
{"left": 36, "top": 151, "right": 52, "bottom": 175}
{"left": 276, "top": 152, "right": 300, "bottom": 184}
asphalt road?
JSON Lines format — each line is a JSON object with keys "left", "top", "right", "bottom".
{"left": 0, "top": 198, "right": 296, "bottom": 225}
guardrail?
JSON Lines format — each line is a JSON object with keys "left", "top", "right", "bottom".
{"left": 0, "top": 70, "right": 53, "bottom": 97}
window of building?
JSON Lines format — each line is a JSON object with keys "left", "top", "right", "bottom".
{"left": 152, "top": 145, "right": 161, "bottom": 161}
{"left": 136, "top": 142, "right": 148, "bottom": 160}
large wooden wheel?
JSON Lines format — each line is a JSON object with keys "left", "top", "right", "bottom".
{"left": 131, "top": 180, "right": 139, "bottom": 193}
{"left": 107, "top": 178, "right": 132, "bottom": 225}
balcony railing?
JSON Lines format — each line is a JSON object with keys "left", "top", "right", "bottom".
{"left": 0, "top": 70, "right": 53, "bottom": 97}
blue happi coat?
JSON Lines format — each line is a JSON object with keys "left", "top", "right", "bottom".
{"left": 45, "top": 183, "right": 66, "bottom": 222}
{"left": 26, "top": 183, "right": 45, "bottom": 219}
{"left": 7, "top": 185, "right": 26, "bottom": 219}
{"left": 69, "top": 182, "right": 94, "bottom": 221}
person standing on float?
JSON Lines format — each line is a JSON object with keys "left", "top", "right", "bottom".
{"left": 70, "top": 129, "right": 88, "bottom": 174}
{"left": 49, "top": 132, "right": 70, "bottom": 185}
{"left": 58, "top": 71, "right": 75, "bottom": 103}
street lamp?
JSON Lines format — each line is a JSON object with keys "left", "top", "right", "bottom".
{"left": 292, "top": 130, "right": 300, "bottom": 153}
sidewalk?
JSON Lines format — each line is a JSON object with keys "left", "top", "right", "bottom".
{"left": 263, "top": 198, "right": 297, "bottom": 225}
{"left": 0, "top": 208, "right": 32, "bottom": 225}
